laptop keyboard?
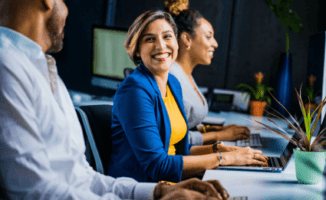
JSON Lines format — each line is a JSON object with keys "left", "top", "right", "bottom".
{"left": 268, "top": 157, "right": 281, "bottom": 168}
{"left": 228, "top": 197, "right": 248, "bottom": 200}
{"left": 236, "top": 133, "right": 262, "bottom": 147}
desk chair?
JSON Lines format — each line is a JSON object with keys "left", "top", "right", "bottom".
{"left": 0, "top": 173, "right": 8, "bottom": 200}
{"left": 123, "top": 68, "right": 134, "bottom": 78}
{"left": 75, "top": 104, "right": 113, "bottom": 174}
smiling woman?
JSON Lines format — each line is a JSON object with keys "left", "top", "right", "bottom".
{"left": 107, "top": 10, "right": 268, "bottom": 183}
{"left": 136, "top": 19, "right": 178, "bottom": 82}
{"left": 166, "top": 1, "right": 253, "bottom": 146}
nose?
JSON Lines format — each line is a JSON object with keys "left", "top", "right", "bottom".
{"left": 155, "top": 37, "right": 166, "bottom": 50}
{"left": 213, "top": 37, "right": 218, "bottom": 48}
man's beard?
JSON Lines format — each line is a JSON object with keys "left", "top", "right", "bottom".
{"left": 46, "top": 3, "right": 64, "bottom": 54}
{"left": 47, "top": 31, "right": 64, "bottom": 53}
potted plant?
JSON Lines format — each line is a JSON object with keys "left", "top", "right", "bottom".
{"left": 263, "top": 0, "right": 304, "bottom": 116}
{"left": 305, "top": 75, "right": 318, "bottom": 113}
{"left": 235, "top": 72, "right": 274, "bottom": 117}
{"left": 254, "top": 86, "right": 326, "bottom": 184}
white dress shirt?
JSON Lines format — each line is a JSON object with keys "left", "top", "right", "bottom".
{"left": 0, "top": 27, "right": 155, "bottom": 200}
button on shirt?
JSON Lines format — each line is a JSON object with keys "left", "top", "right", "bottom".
{"left": 0, "top": 27, "right": 155, "bottom": 200}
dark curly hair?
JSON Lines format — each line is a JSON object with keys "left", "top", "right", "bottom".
{"left": 164, "top": 6, "right": 203, "bottom": 39}
{"left": 124, "top": 10, "right": 178, "bottom": 66}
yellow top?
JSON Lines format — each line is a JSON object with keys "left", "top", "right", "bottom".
{"left": 162, "top": 85, "right": 187, "bottom": 155}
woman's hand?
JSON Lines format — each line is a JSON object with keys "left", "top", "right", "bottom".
{"left": 216, "top": 143, "right": 241, "bottom": 152}
{"left": 156, "top": 178, "right": 229, "bottom": 200}
{"left": 207, "top": 124, "right": 250, "bottom": 141}
{"left": 221, "top": 147, "right": 268, "bottom": 166}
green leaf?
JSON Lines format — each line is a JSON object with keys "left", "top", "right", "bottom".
{"left": 267, "top": 87, "right": 275, "bottom": 92}
{"left": 266, "top": 96, "right": 272, "bottom": 106}
{"left": 235, "top": 84, "right": 257, "bottom": 99}
{"left": 286, "top": 11, "right": 304, "bottom": 32}
{"left": 264, "top": 0, "right": 273, "bottom": 6}
{"left": 277, "top": 0, "right": 293, "bottom": 11}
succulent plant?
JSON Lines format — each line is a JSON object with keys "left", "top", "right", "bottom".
{"left": 254, "top": 85, "right": 326, "bottom": 152}
{"left": 235, "top": 72, "right": 274, "bottom": 105}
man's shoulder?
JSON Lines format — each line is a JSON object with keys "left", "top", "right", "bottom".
{"left": 0, "top": 44, "right": 31, "bottom": 69}
{"left": 0, "top": 46, "right": 37, "bottom": 91}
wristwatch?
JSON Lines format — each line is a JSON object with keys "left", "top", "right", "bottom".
{"left": 212, "top": 141, "right": 221, "bottom": 153}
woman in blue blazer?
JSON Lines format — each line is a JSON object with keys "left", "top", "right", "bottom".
{"left": 107, "top": 10, "right": 268, "bottom": 183}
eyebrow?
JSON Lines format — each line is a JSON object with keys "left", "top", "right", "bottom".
{"left": 207, "top": 30, "right": 213, "bottom": 35}
{"left": 142, "top": 30, "right": 173, "bottom": 37}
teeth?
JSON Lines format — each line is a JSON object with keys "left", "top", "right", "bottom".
{"left": 208, "top": 52, "right": 214, "bottom": 55}
{"left": 154, "top": 53, "right": 169, "bottom": 59}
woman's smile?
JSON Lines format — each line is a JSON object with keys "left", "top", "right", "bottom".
{"left": 137, "top": 19, "right": 179, "bottom": 75}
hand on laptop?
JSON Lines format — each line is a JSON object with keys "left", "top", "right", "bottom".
{"left": 155, "top": 178, "right": 229, "bottom": 200}
{"left": 206, "top": 124, "right": 250, "bottom": 141}
{"left": 216, "top": 143, "right": 242, "bottom": 152}
{"left": 220, "top": 147, "right": 268, "bottom": 166}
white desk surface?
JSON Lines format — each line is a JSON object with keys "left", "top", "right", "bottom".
{"left": 203, "top": 111, "right": 326, "bottom": 200}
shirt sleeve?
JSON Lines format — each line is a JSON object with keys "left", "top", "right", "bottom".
{"left": 188, "top": 130, "right": 204, "bottom": 146}
{"left": 0, "top": 62, "right": 155, "bottom": 200}
{"left": 114, "top": 79, "right": 184, "bottom": 182}
{"left": 89, "top": 172, "right": 156, "bottom": 200}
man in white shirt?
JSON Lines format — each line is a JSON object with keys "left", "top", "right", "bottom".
{"left": 0, "top": 0, "right": 229, "bottom": 199}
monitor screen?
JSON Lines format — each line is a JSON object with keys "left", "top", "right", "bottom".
{"left": 91, "top": 26, "right": 136, "bottom": 90}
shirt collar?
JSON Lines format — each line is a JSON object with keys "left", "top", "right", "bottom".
{"left": 0, "top": 26, "right": 44, "bottom": 60}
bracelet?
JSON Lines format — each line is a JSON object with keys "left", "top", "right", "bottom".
{"left": 202, "top": 125, "right": 210, "bottom": 133}
{"left": 218, "top": 150, "right": 223, "bottom": 166}
{"left": 212, "top": 142, "right": 222, "bottom": 165}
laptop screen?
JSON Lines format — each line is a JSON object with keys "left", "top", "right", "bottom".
{"left": 280, "top": 132, "right": 300, "bottom": 166}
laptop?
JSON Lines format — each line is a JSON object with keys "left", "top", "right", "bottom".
{"left": 202, "top": 116, "right": 225, "bottom": 126}
{"left": 235, "top": 133, "right": 262, "bottom": 147}
{"left": 202, "top": 116, "right": 263, "bottom": 147}
{"left": 217, "top": 132, "right": 299, "bottom": 172}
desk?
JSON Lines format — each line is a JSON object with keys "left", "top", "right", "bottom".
{"left": 203, "top": 111, "right": 326, "bottom": 200}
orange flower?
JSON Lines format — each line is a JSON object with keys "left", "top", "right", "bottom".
{"left": 308, "top": 75, "right": 316, "bottom": 87}
{"left": 255, "top": 72, "right": 264, "bottom": 84}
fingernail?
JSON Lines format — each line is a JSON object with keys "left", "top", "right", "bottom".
{"left": 224, "top": 190, "right": 229, "bottom": 197}
{"left": 217, "top": 193, "right": 222, "bottom": 199}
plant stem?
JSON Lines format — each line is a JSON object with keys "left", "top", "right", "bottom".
{"left": 282, "top": 24, "right": 290, "bottom": 52}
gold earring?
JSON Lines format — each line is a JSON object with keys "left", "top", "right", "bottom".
{"left": 186, "top": 46, "right": 190, "bottom": 51}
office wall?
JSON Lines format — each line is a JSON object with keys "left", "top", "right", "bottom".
{"left": 53, "top": 0, "right": 112, "bottom": 96}
{"left": 191, "top": 0, "right": 325, "bottom": 115}
{"left": 54, "top": 0, "right": 325, "bottom": 114}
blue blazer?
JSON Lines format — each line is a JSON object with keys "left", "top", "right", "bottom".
{"left": 107, "top": 63, "right": 191, "bottom": 182}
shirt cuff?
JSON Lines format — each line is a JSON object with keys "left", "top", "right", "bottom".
{"left": 133, "top": 182, "right": 157, "bottom": 200}
{"left": 188, "top": 130, "right": 203, "bottom": 145}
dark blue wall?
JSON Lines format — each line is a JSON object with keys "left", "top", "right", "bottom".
{"left": 54, "top": 0, "right": 325, "bottom": 114}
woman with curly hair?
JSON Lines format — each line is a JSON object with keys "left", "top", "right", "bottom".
{"left": 165, "top": 0, "right": 251, "bottom": 146}
{"left": 107, "top": 9, "right": 268, "bottom": 184}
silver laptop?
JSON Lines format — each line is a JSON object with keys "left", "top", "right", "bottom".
{"left": 202, "top": 116, "right": 225, "bottom": 126}
{"left": 202, "top": 116, "right": 262, "bottom": 147}
{"left": 217, "top": 133, "right": 299, "bottom": 172}
{"left": 235, "top": 133, "right": 262, "bottom": 147}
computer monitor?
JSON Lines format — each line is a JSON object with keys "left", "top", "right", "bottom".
{"left": 91, "top": 25, "right": 136, "bottom": 91}
{"left": 309, "top": 32, "right": 326, "bottom": 122}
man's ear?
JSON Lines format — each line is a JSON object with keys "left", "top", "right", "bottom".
{"left": 180, "top": 32, "right": 192, "bottom": 48}
{"left": 42, "top": 0, "right": 54, "bottom": 11}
